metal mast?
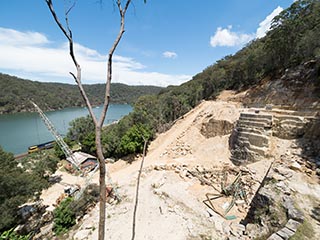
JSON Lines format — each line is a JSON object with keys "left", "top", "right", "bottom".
{"left": 30, "top": 101, "right": 79, "bottom": 169}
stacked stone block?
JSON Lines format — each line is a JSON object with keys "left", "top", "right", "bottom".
{"left": 231, "top": 112, "right": 272, "bottom": 165}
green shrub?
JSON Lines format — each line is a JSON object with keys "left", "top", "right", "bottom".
{"left": 117, "top": 125, "right": 152, "bottom": 156}
{"left": 53, "top": 184, "right": 99, "bottom": 235}
{"left": 0, "top": 228, "right": 30, "bottom": 240}
{"left": 53, "top": 197, "right": 75, "bottom": 235}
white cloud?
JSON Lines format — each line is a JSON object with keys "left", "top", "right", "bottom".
{"left": 0, "top": 27, "right": 50, "bottom": 46}
{"left": 210, "top": 6, "right": 283, "bottom": 48}
{"left": 256, "top": 6, "right": 283, "bottom": 38}
{"left": 210, "top": 25, "right": 254, "bottom": 47}
{"left": 0, "top": 27, "right": 190, "bottom": 87}
{"left": 163, "top": 51, "right": 178, "bottom": 59}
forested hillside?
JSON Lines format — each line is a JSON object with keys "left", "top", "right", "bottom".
{"left": 0, "top": 73, "right": 162, "bottom": 114}
{"left": 64, "top": 0, "right": 320, "bottom": 159}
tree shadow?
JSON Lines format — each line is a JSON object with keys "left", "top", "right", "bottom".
{"left": 294, "top": 116, "right": 320, "bottom": 181}
{"left": 311, "top": 205, "right": 320, "bottom": 223}
{"left": 48, "top": 174, "right": 62, "bottom": 184}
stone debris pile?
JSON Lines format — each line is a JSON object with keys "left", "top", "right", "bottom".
{"left": 160, "top": 140, "right": 192, "bottom": 159}
{"left": 277, "top": 140, "right": 320, "bottom": 177}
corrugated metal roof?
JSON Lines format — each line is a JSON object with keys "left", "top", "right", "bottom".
{"left": 67, "top": 151, "right": 96, "bottom": 166}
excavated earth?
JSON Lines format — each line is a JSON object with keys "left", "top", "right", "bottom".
{"left": 37, "top": 82, "right": 320, "bottom": 239}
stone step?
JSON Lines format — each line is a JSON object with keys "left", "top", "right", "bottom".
{"left": 239, "top": 116, "right": 272, "bottom": 124}
{"left": 240, "top": 113, "right": 273, "bottom": 121}
{"left": 235, "top": 138, "right": 269, "bottom": 155}
{"left": 236, "top": 127, "right": 272, "bottom": 137}
{"left": 238, "top": 136, "right": 269, "bottom": 149}
{"left": 274, "top": 114, "right": 306, "bottom": 122}
{"left": 276, "top": 122, "right": 305, "bottom": 129}
{"left": 237, "top": 120, "right": 272, "bottom": 129}
{"left": 241, "top": 141, "right": 268, "bottom": 156}
{"left": 271, "top": 108, "right": 317, "bottom": 117}
{"left": 230, "top": 155, "right": 245, "bottom": 165}
{"left": 231, "top": 146, "right": 265, "bottom": 164}
{"left": 236, "top": 127, "right": 263, "bottom": 136}
{"left": 274, "top": 119, "right": 306, "bottom": 127}
{"left": 237, "top": 132, "right": 269, "bottom": 148}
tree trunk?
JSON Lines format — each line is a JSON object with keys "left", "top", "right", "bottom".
{"left": 45, "top": 1, "right": 133, "bottom": 239}
{"left": 96, "top": 127, "right": 106, "bottom": 239}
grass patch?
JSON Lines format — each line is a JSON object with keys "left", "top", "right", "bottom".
{"left": 254, "top": 236, "right": 269, "bottom": 240}
{"left": 289, "top": 220, "right": 315, "bottom": 240}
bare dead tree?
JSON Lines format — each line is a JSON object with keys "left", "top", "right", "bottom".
{"left": 131, "top": 137, "right": 148, "bottom": 240}
{"left": 45, "top": 0, "right": 132, "bottom": 239}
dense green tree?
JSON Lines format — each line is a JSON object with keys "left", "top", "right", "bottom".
{"left": 67, "top": 115, "right": 95, "bottom": 143}
{"left": 0, "top": 147, "right": 55, "bottom": 232}
{"left": 117, "top": 125, "right": 152, "bottom": 156}
{"left": 264, "top": 0, "right": 320, "bottom": 71}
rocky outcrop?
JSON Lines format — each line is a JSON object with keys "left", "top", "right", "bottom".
{"left": 230, "top": 112, "right": 272, "bottom": 165}
{"left": 304, "top": 117, "right": 320, "bottom": 155}
{"left": 200, "top": 118, "right": 234, "bottom": 138}
{"left": 268, "top": 219, "right": 301, "bottom": 240}
{"left": 272, "top": 110, "right": 316, "bottom": 139}
{"left": 243, "top": 169, "right": 305, "bottom": 240}
{"left": 243, "top": 58, "right": 320, "bottom": 111}
{"left": 14, "top": 202, "right": 53, "bottom": 237}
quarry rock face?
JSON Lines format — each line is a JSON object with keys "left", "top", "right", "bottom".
{"left": 272, "top": 113, "right": 315, "bottom": 139}
{"left": 200, "top": 118, "right": 234, "bottom": 138}
{"left": 243, "top": 58, "right": 320, "bottom": 111}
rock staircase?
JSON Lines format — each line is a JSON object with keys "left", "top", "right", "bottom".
{"left": 231, "top": 107, "right": 317, "bottom": 165}
{"left": 231, "top": 112, "right": 272, "bottom": 165}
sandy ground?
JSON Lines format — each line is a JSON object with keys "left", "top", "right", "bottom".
{"left": 40, "top": 91, "right": 320, "bottom": 239}
{"left": 40, "top": 99, "right": 245, "bottom": 239}
{"left": 80, "top": 100, "right": 244, "bottom": 240}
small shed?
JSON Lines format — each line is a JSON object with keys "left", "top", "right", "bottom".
{"left": 67, "top": 151, "right": 98, "bottom": 171}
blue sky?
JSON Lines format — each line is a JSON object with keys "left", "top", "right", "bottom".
{"left": 0, "top": 0, "right": 294, "bottom": 87}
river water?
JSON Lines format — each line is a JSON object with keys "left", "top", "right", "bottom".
{"left": 0, "top": 104, "right": 132, "bottom": 155}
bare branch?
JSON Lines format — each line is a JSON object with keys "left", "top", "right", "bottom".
{"left": 116, "top": 0, "right": 123, "bottom": 14}
{"left": 65, "top": 0, "right": 76, "bottom": 16}
{"left": 98, "top": 0, "right": 132, "bottom": 127}
{"left": 123, "top": 0, "right": 132, "bottom": 14}
{"left": 45, "top": 0, "right": 97, "bottom": 125}
{"left": 69, "top": 71, "right": 77, "bottom": 81}
{"left": 45, "top": 0, "right": 71, "bottom": 41}
{"left": 45, "top": 0, "right": 78, "bottom": 69}
{"left": 65, "top": 1, "right": 76, "bottom": 41}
